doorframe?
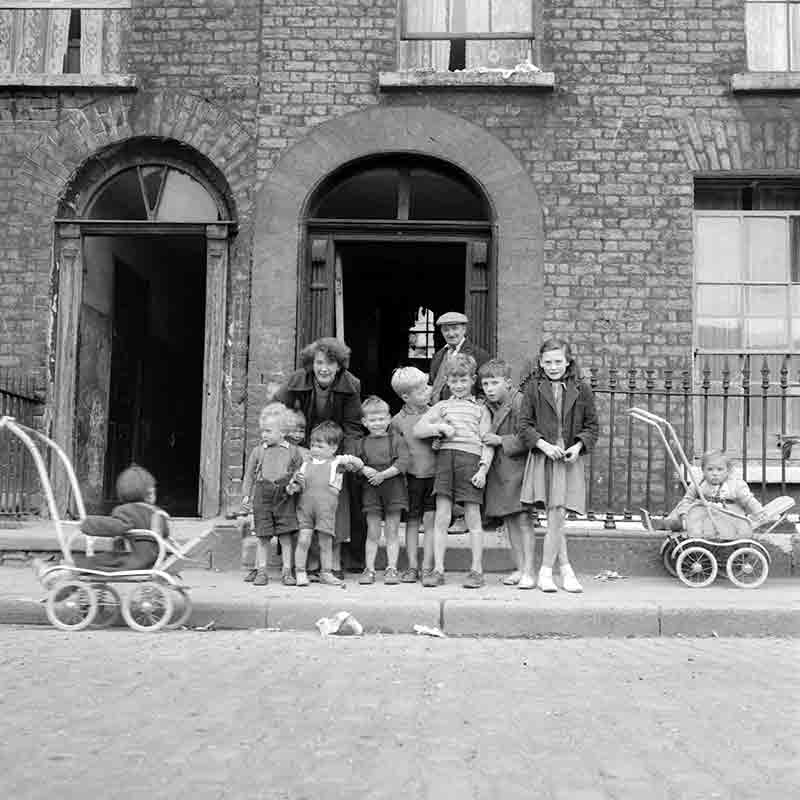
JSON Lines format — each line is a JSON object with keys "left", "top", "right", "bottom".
{"left": 51, "top": 220, "right": 232, "bottom": 518}
{"left": 299, "top": 223, "right": 496, "bottom": 362}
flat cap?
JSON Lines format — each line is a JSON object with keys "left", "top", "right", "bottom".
{"left": 435, "top": 311, "right": 469, "bottom": 326}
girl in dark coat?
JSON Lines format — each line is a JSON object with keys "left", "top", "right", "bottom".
{"left": 518, "top": 338, "right": 599, "bottom": 594}
{"left": 275, "top": 337, "right": 364, "bottom": 572}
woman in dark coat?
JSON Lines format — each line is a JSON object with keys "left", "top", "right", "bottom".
{"left": 275, "top": 337, "right": 364, "bottom": 572}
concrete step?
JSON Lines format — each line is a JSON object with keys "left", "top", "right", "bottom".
{"left": 5, "top": 518, "right": 799, "bottom": 576}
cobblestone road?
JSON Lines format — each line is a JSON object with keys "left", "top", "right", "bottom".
{"left": 1, "top": 629, "right": 798, "bottom": 800}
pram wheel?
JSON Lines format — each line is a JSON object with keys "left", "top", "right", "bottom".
{"left": 121, "top": 582, "right": 174, "bottom": 632}
{"left": 726, "top": 546, "right": 768, "bottom": 589}
{"left": 164, "top": 588, "right": 193, "bottom": 630}
{"left": 46, "top": 581, "right": 99, "bottom": 631}
{"left": 676, "top": 546, "right": 718, "bottom": 588}
{"left": 91, "top": 584, "right": 122, "bottom": 627}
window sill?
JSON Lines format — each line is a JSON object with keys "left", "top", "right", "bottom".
{"left": 730, "top": 71, "right": 800, "bottom": 92}
{"left": 379, "top": 69, "right": 555, "bottom": 91}
{"left": 0, "top": 73, "right": 138, "bottom": 90}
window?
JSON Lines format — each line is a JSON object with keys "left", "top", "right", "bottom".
{"left": 399, "top": 0, "right": 536, "bottom": 72}
{"left": 408, "top": 307, "right": 436, "bottom": 360}
{"left": 693, "top": 178, "right": 800, "bottom": 471}
{"left": 0, "top": 1, "right": 130, "bottom": 76}
{"left": 87, "top": 166, "right": 221, "bottom": 222}
{"left": 745, "top": 0, "right": 800, "bottom": 71}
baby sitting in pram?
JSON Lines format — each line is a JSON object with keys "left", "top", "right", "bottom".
{"left": 34, "top": 465, "right": 170, "bottom": 576}
{"left": 647, "top": 450, "right": 764, "bottom": 538}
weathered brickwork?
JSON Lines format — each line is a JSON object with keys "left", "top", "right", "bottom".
{"left": 1, "top": 0, "right": 799, "bottom": 512}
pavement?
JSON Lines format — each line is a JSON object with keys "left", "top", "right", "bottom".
{"left": 2, "top": 565, "right": 799, "bottom": 637}
{"left": 3, "top": 630, "right": 799, "bottom": 799}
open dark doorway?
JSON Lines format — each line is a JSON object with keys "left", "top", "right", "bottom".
{"left": 77, "top": 235, "right": 206, "bottom": 516}
{"left": 339, "top": 241, "right": 466, "bottom": 409}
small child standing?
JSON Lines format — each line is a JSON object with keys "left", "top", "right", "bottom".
{"left": 284, "top": 408, "right": 308, "bottom": 451}
{"left": 413, "top": 354, "right": 494, "bottom": 588}
{"left": 479, "top": 359, "right": 536, "bottom": 589}
{"left": 649, "top": 450, "right": 763, "bottom": 538}
{"left": 241, "top": 404, "right": 304, "bottom": 586}
{"left": 518, "top": 338, "right": 599, "bottom": 593}
{"left": 354, "top": 395, "right": 410, "bottom": 585}
{"left": 292, "top": 421, "right": 364, "bottom": 587}
{"left": 390, "top": 367, "right": 436, "bottom": 582}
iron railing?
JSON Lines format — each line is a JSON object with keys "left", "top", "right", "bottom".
{"left": 579, "top": 354, "right": 800, "bottom": 527}
{"left": 0, "top": 372, "right": 43, "bottom": 519}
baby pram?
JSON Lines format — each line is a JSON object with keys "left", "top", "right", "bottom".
{"left": 1, "top": 415, "right": 204, "bottom": 630}
{"left": 628, "top": 408, "right": 795, "bottom": 588}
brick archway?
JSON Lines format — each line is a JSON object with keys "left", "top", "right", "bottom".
{"left": 19, "top": 91, "right": 258, "bottom": 517}
{"left": 249, "top": 105, "right": 544, "bottom": 414}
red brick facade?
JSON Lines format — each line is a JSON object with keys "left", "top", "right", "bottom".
{"left": 1, "top": 1, "right": 797, "bottom": 514}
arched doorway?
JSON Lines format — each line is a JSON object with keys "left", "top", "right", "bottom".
{"left": 53, "top": 148, "right": 235, "bottom": 517}
{"left": 302, "top": 155, "right": 494, "bottom": 402}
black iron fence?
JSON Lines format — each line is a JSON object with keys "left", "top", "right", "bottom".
{"left": 0, "top": 372, "right": 43, "bottom": 518}
{"left": 582, "top": 354, "right": 800, "bottom": 527}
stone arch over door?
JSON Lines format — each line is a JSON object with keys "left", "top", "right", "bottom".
{"left": 250, "top": 105, "right": 544, "bottom": 415}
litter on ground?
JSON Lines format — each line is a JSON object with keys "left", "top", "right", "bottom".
{"left": 413, "top": 624, "right": 446, "bottom": 638}
{"left": 316, "top": 611, "right": 363, "bottom": 636}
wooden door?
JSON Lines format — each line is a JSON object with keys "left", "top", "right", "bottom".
{"left": 465, "top": 238, "right": 494, "bottom": 354}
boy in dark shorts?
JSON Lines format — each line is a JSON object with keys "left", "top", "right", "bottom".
{"left": 413, "top": 354, "right": 494, "bottom": 588}
{"left": 390, "top": 366, "right": 436, "bottom": 582}
{"left": 241, "top": 404, "right": 304, "bottom": 586}
{"left": 355, "top": 395, "right": 410, "bottom": 585}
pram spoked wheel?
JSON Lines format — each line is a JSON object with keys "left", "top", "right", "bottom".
{"left": 46, "top": 581, "right": 99, "bottom": 631}
{"left": 91, "top": 584, "right": 122, "bottom": 628}
{"left": 164, "top": 587, "right": 193, "bottom": 630}
{"left": 675, "top": 546, "right": 718, "bottom": 588}
{"left": 121, "top": 581, "right": 174, "bottom": 632}
{"left": 726, "top": 546, "right": 769, "bottom": 589}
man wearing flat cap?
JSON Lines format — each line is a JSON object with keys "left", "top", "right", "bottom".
{"left": 429, "top": 311, "right": 491, "bottom": 402}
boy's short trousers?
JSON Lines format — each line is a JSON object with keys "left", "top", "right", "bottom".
{"left": 252, "top": 481, "right": 298, "bottom": 538}
{"left": 361, "top": 474, "right": 408, "bottom": 517}
{"left": 253, "top": 481, "right": 297, "bottom": 538}
{"left": 296, "top": 495, "right": 338, "bottom": 536}
{"left": 433, "top": 449, "right": 484, "bottom": 505}
{"left": 406, "top": 474, "right": 435, "bottom": 518}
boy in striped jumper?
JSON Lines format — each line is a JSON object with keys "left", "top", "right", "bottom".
{"left": 413, "top": 354, "right": 494, "bottom": 588}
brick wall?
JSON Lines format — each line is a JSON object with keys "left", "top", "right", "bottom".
{"left": 3, "top": 0, "right": 800, "bottom": 512}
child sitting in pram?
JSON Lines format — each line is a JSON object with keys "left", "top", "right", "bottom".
{"left": 647, "top": 450, "right": 764, "bottom": 538}
{"left": 34, "top": 465, "right": 169, "bottom": 577}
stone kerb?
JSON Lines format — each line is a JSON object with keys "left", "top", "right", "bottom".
{"left": 249, "top": 104, "right": 545, "bottom": 417}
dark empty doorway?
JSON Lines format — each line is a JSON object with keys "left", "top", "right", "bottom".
{"left": 339, "top": 241, "right": 465, "bottom": 404}
{"left": 78, "top": 235, "right": 206, "bottom": 515}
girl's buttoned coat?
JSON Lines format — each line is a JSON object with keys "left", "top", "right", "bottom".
{"left": 484, "top": 388, "right": 528, "bottom": 519}
{"left": 518, "top": 369, "right": 599, "bottom": 455}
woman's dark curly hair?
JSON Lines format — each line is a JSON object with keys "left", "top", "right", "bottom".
{"left": 299, "top": 337, "right": 351, "bottom": 370}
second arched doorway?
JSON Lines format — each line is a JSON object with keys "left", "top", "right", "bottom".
{"left": 301, "top": 155, "right": 495, "bottom": 402}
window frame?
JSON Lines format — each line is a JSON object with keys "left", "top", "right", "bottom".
{"left": 745, "top": 0, "right": 800, "bottom": 72}
{"left": 399, "top": 0, "right": 536, "bottom": 41}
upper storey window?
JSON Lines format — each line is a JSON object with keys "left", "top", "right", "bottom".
{"left": 399, "top": 0, "right": 536, "bottom": 71}
{"left": 745, "top": 0, "right": 800, "bottom": 70}
{"left": 0, "top": 1, "right": 131, "bottom": 77}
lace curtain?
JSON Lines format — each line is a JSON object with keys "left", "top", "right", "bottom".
{"left": 399, "top": 0, "right": 450, "bottom": 71}
{"left": 0, "top": 9, "right": 124, "bottom": 74}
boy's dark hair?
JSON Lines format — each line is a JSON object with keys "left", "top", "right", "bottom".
{"left": 444, "top": 353, "right": 477, "bottom": 378}
{"left": 479, "top": 358, "right": 513, "bottom": 380}
{"left": 361, "top": 395, "right": 390, "bottom": 416}
{"left": 116, "top": 465, "right": 156, "bottom": 503}
{"left": 309, "top": 420, "right": 343, "bottom": 447}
